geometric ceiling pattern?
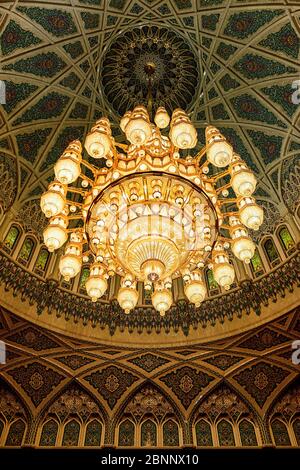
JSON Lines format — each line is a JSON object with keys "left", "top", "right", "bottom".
{"left": 1, "top": 0, "right": 300, "bottom": 242}
{"left": 0, "top": 304, "right": 299, "bottom": 417}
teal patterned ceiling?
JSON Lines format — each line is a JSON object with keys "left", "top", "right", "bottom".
{"left": 0, "top": 0, "right": 300, "bottom": 240}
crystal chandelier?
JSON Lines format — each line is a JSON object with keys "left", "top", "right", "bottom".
{"left": 41, "top": 105, "right": 263, "bottom": 316}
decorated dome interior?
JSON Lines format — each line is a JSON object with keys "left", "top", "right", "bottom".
{"left": 0, "top": 0, "right": 300, "bottom": 454}
{"left": 0, "top": 0, "right": 299, "bottom": 344}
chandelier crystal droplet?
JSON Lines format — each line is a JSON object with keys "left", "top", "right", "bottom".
{"left": 41, "top": 106, "right": 263, "bottom": 316}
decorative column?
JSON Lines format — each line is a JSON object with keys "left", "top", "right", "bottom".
{"left": 285, "top": 211, "right": 300, "bottom": 243}
{"left": 47, "top": 249, "right": 62, "bottom": 281}
{"left": 0, "top": 207, "right": 18, "bottom": 239}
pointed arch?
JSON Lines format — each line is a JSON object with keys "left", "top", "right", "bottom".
{"left": 141, "top": 419, "right": 157, "bottom": 447}
{"left": 5, "top": 418, "right": 26, "bottom": 446}
{"left": 112, "top": 380, "right": 184, "bottom": 426}
{"left": 163, "top": 419, "right": 180, "bottom": 447}
{"left": 292, "top": 419, "right": 300, "bottom": 446}
{"left": 265, "top": 375, "right": 300, "bottom": 422}
{"left": 189, "top": 381, "right": 263, "bottom": 447}
{"left": 217, "top": 419, "right": 235, "bottom": 446}
{"left": 276, "top": 224, "right": 296, "bottom": 255}
{"left": 0, "top": 377, "right": 31, "bottom": 446}
{"left": 61, "top": 419, "right": 80, "bottom": 446}
{"left": 112, "top": 380, "right": 185, "bottom": 447}
{"left": 39, "top": 418, "right": 59, "bottom": 447}
{"left": 2, "top": 223, "right": 22, "bottom": 254}
{"left": 195, "top": 419, "right": 213, "bottom": 446}
{"left": 189, "top": 381, "right": 260, "bottom": 425}
{"left": 16, "top": 235, "right": 37, "bottom": 267}
{"left": 118, "top": 419, "right": 135, "bottom": 447}
{"left": 84, "top": 419, "right": 102, "bottom": 447}
{"left": 35, "top": 380, "right": 107, "bottom": 446}
{"left": 265, "top": 376, "right": 300, "bottom": 446}
{"left": 271, "top": 419, "right": 291, "bottom": 446}
{"left": 38, "top": 379, "right": 107, "bottom": 423}
{"left": 239, "top": 419, "right": 258, "bottom": 446}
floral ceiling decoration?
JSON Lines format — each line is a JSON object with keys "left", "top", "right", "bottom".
{"left": 0, "top": 0, "right": 299, "bottom": 239}
{"left": 0, "top": 0, "right": 299, "bottom": 338}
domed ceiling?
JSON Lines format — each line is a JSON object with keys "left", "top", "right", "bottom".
{"left": 0, "top": 0, "right": 300, "bottom": 235}
{"left": 0, "top": 0, "right": 299, "bottom": 343}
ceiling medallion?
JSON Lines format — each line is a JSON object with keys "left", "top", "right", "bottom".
{"left": 101, "top": 26, "right": 199, "bottom": 116}
{"left": 40, "top": 95, "right": 263, "bottom": 317}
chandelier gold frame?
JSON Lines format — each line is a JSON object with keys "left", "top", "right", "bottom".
{"left": 40, "top": 105, "right": 263, "bottom": 316}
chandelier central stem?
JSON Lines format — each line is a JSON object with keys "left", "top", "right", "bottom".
{"left": 145, "top": 62, "right": 156, "bottom": 120}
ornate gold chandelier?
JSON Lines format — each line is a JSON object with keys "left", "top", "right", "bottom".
{"left": 40, "top": 105, "right": 263, "bottom": 316}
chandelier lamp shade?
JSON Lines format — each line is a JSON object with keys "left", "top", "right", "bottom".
{"left": 41, "top": 105, "right": 263, "bottom": 316}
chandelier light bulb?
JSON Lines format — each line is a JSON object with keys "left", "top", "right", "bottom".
{"left": 54, "top": 140, "right": 82, "bottom": 184}
{"left": 59, "top": 239, "right": 82, "bottom": 281}
{"left": 154, "top": 107, "right": 170, "bottom": 129}
{"left": 43, "top": 216, "right": 68, "bottom": 252}
{"left": 86, "top": 263, "right": 108, "bottom": 302}
{"left": 230, "top": 216, "right": 255, "bottom": 263}
{"left": 206, "top": 126, "right": 233, "bottom": 168}
{"left": 238, "top": 197, "right": 264, "bottom": 230}
{"left": 59, "top": 253, "right": 82, "bottom": 281}
{"left": 212, "top": 244, "right": 235, "bottom": 289}
{"left": 213, "top": 262, "right": 235, "bottom": 289}
{"left": 231, "top": 157, "right": 257, "bottom": 197}
{"left": 169, "top": 109, "right": 197, "bottom": 149}
{"left": 117, "top": 286, "right": 139, "bottom": 314}
{"left": 84, "top": 118, "right": 112, "bottom": 159}
{"left": 41, "top": 182, "right": 67, "bottom": 218}
{"left": 125, "top": 106, "right": 152, "bottom": 145}
{"left": 164, "top": 277, "right": 172, "bottom": 289}
{"left": 184, "top": 280, "right": 206, "bottom": 307}
{"left": 152, "top": 287, "right": 172, "bottom": 316}
{"left": 231, "top": 237, "right": 255, "bottom": 263}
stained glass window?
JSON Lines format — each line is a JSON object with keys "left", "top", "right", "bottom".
{"left": 271, "top": 419, "right": 291, "bottom": 446}
{"left": 263, "top": 239, "right": 280, "bottom": 267}
{"left": 195, "top": 419, "right": 213, "bottom": 446}
{"left": 3, "top": 225, "right": 20, "bottom": 253}
{"left": 217, "top": 420, "right": 235, "bottom": 446}
{"left": 292, "top": 419, "right": 300, "bottom": 445}
{"left": 239, "top": 420, "right": 258, "bottom": 446}
{"left": 62, "top": 420, "right": 80, "bottom": 446}
{"left": 118, "top": 420, "right": 135, "bottom": 446}
{"left": 39, "top": 419, "right": 58, "bottom": 446}
{"left": 250, "top": 249, "right": 264, "bottom": 277}
{"left": 206, "top": 268, "right": 220, "bottom": 295}
{"left": 79, "top": 267, "right": 90, "bottom": 294}
{"left": 34, "top": 247, "right": 50, "bottom": 276}
{"left": 5, "top": 419, "right": 26, "bottom": 446}
{"left": 17, "top": 237, "right": 35, "bottom": 266}
{"left": 278, "top": 227, "right": 295, "bottom": 253}
{"left": 163, "top": 420, "right": 179, "bottom": 447}
{"left": 141, "top": 419, "right": 157, "bottom": 447}
{"left": 84, "top": 420, "right": 102, "bottom": 446}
